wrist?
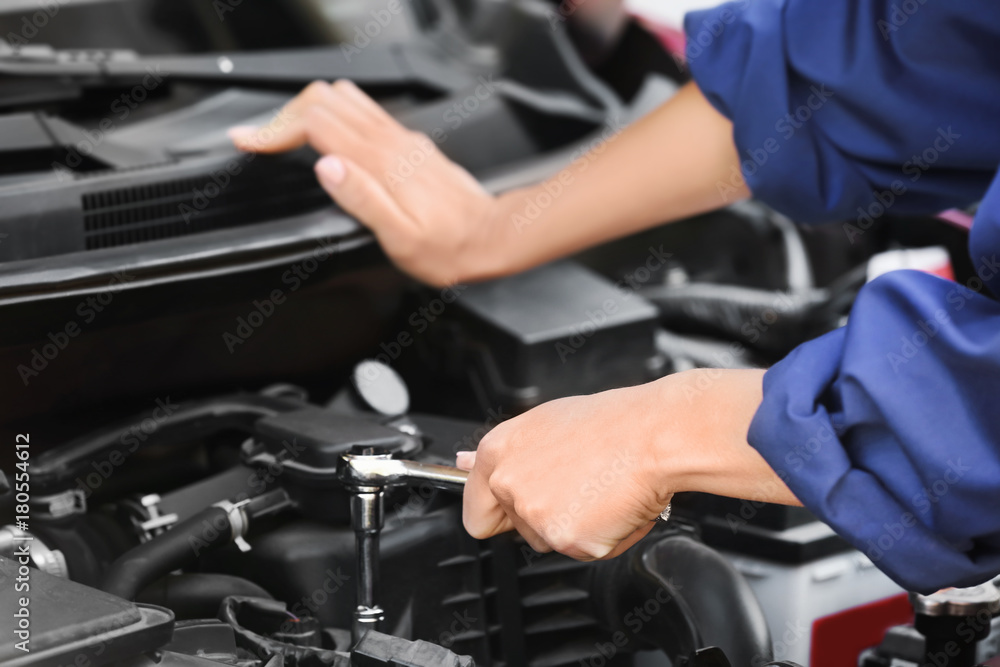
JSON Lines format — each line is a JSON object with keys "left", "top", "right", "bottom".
{"left": 463, "top": 183, "right": 571, "bottom": 281}
{"left": 645, "top": 369, "right": 797, "bottom": 505}
{"left": 452, "top": 190, "right": 524, "bottom": 283}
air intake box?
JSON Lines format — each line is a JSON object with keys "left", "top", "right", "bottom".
{"left": 411, "top": 261, "right": 665, "bottom": 413}
{"left": 0, "top": 555, "right": 174, "bottom": 666}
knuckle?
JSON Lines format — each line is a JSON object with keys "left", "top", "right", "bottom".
{"left": 410, "top": 131, "right": 436, "bottom": 152}
{"left": 484, "top": 419, "right": 514, "bottom": 442}
{"left": 477, "top": 429, "right": 504, "bottom": 454}
{"left": 488, "top": 472, "right": 516, "bottom": 499}
{"left": 525, "top": 537, "right": 552, "bottom": 554}
{"left": 374, "top": 145, "right": 403, "bottom": 167}
{"left": 590, "top": 544, "right": 615, "bottom": 561}
{"left": 304, "top": 80, "right": 331, "bottom": 100}
{"left": 403, "top": 128, "right": 427, "bottom": 144}
{"left": 387, "top": 231, "right": 421, "bottom": 263}
{"left": 462, "top": 516, "right": 491, "bottom": 540}
{"left": 302, "top": 104, "right": 325, "bottom": 124}
{"left": 515, "top": 500, "right": 544, "bottom": 525}
{"left": 428, "top": 272, "right": 455, "bottom": 289}
{"left": 332, "top": 78, "right": 359, "bottom": 95}
{"left": 543, "top": 527, "right": 577, "bottom": 555}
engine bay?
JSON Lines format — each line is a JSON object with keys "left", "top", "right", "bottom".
{"left": 0, "top": 1, "right": 996, "bottom": 665}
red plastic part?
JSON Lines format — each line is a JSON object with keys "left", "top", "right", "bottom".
{"left": 810, "top": 593, "right": 914, "bottom": 667}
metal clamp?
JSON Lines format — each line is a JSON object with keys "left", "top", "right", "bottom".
{"left": 213, "top": 498, "right": 253, "bottom": 553}
{"left": 134, "top": 494, "right": 179, "bottom": 543}
{"left": 30, "top": 489, "right": 86, "bottom": 520}
{"left": 0, "top": 526, "right": 69, "bottom": 578}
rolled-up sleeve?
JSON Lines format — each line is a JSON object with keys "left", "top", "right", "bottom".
{"left": 684, "top": 0, "right": 1000, "bottom": 223}
{"left": 748, "top": 181, "right": 1000, "bottom": 590}
{"left": 683, "top": 0, "right": 1000, "bottom": 591}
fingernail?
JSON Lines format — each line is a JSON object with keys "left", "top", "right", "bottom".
{"left": 456, "top": 451, "right": 475, "bottom": 470}
{"left": 315, "top": 156, "right": 346, "bottom": 186}
{"left": 227, "top": 125, "right": 258, "bottom": 145}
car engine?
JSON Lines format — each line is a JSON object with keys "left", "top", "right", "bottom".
{"left": 0, "top": 0, "right": 995, "bottom": 665}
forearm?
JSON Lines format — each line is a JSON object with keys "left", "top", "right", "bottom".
{"left": 653, "top": 369, "right": 801, "bottom": 506}
{"left": 485, "top": 81, "right": 749, "bottom": 277}
{"left": 460, "top": 366, "right": 800, "bottom": 560}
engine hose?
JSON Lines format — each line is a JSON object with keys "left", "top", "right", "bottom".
{"left": 137, "top": 573, "right": 273, "bottom": 620}
{"left": 591, "top": 529, "right": 772, "bottom": 667}
{"left": 34, "top": 393, "right": 302, "bottom": 494}
{"left": 100, "top": 506, "right": 235, "bottom": 600}
{"left": 640, "top": 283, "right": 829, "bottom": 356}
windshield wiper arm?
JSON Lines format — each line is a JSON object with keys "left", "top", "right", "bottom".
{"left": 0, "top": 41, "right": 477, "bottom": 107}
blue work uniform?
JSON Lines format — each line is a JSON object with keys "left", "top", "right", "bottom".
{"left": 684, "top": 0, "right": 1000, "bottom": 593}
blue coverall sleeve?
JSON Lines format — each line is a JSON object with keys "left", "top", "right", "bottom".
{"left": 683, "top": 0, "right": 1000, "bottom": 591}
{"left": 684, "top": 0, "right": 1000, "bottom": 224}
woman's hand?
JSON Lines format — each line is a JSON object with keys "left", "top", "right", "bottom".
{"left": 229, "top": 80, "right": 505, "bottom": 287}
{"left": 230, "top": 80, "right": 748, "bottom": 287}
{"left": 457, "top": 369, "right": 799, "bottom": 560}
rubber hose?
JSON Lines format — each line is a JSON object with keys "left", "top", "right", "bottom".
{"left": 34, "top": 394, "right": 300, "bottom": 493}
{"left": 100, "top": 506, "right": 232, "bottom": 600}
{"left": 137, "top": 573, "right": 273, "bottom": 619}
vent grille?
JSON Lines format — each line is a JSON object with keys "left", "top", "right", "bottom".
{"left": 470, "top": 538, "right": 632, "bottom": 667}
{"left": 81, "top": 162, "right": 329, "bottom": 250}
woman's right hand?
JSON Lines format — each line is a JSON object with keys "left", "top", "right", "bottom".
{"left": 229, "top": 79, "right": 507, "bottom": 287}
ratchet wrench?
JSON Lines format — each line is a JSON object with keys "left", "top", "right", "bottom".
{"left": 337, "top": 448, "right": 469, "bottom": 641}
